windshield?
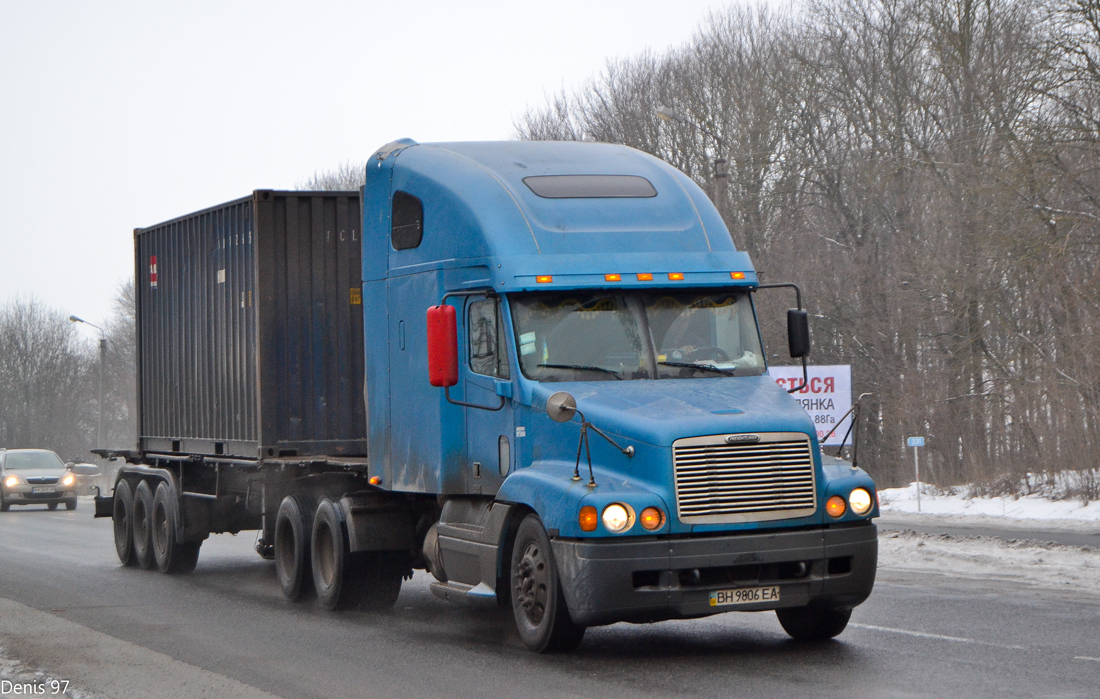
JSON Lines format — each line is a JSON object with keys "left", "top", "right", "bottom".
{"left": 510, "top": 290, "right": 765, "bottom": 382}
{"left": 2, "top": 450, "right": 65, "bottom": 471}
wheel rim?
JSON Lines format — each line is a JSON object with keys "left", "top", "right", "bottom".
{"left": 275, "top": 515, "right": 297, "bottom": 582}
{"left": 315, "top": 521, "right": 336, "bottom": 587}
{"left": 153, "top": 500, "right": 168, "bottom": 552}
{"left": 514, "top": 541, "right": 549, "bottom": 626}
{"left": 114, "top": 505, "right": 129, "bottom": 541}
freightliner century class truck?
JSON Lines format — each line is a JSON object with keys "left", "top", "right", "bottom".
{"left": 95, "top": 139, "right": 878, "bottom": 652}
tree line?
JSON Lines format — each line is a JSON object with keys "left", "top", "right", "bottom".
{"left": 517, "top": 0, "right": 1100, "bottom": 495}
{"left": 0, "top": 284, "right": 135, "bottom": 462}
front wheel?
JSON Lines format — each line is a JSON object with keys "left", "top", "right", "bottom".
{"left": 776, "top": 605, "right": 852, "bottom": 641}
{"left": 509, "top": 514, "right": 585, "bottom": 653}
{"left": 48, "top": 502, "right": 59, "bottom": 511}
{"left": 65, "top": 498, "right": 77, "bottom": 511}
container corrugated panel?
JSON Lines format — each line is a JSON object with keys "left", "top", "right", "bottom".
{"left": 135, "top": 191, "right": 366, "bottom": 459}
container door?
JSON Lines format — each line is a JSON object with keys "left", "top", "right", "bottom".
{"left": 463, "top": 295, "right": 514, "bottom": 496}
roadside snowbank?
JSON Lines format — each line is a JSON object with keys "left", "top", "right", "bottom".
{"left": 879, "top": 482, "right": 1100, "bottom": 524}
{"left": 878, "top": 529, "right": 1100, "bottom": 597}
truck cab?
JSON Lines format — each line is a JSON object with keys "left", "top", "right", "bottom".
{"left": 364, "top": 140, "right": 878, "bottom": 650}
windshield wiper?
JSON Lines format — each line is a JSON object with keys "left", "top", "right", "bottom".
{"left": 658, "top": 361, "right": 736, "bottom": 376}
{"left": 538, "top": 363, "right": 623, "bottom": 379}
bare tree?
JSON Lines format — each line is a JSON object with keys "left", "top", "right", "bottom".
{"left": 297, "top": 161, "right": 366, "bottom": 190}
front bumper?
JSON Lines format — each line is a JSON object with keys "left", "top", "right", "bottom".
{"left": 552, "top": 522, "right": 878, "bottom": 627}
{"left": 2, "top": 486, "right": 77, "bottom": 503}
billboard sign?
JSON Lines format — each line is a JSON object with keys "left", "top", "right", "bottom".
{"left": 767, "top": 364, "right": 852, "bottom": 446}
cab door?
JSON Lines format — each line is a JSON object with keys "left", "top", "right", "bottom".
{"left": 462, "top": 295, "right": 514, "bottom": 496}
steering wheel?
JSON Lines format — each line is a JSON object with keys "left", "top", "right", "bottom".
{"left": 691, "top": 345, "right": 730, "bottom": 362}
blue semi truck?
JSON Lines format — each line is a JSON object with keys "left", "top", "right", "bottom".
{"left": 96, "top": 139, "right": 878, "bottom": 652}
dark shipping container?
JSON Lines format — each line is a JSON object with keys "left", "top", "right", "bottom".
{"left": 135, "top": 191, "right": 366, "bottom": 459}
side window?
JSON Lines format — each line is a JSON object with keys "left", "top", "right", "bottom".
{"left": 468, "top": 298, "right": 510, "bottom": 379}
{"left": 391, "top": 191, "right": 423, "bottom": 250}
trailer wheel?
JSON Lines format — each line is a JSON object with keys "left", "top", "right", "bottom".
{"left": 509, "top": 514, "right": 585, "bottom": 653}
{"left": 311, "top": 498, "right": 359, "bottom": 610}
{"left": 132, "top": 480, "right": 156, "bottom": 570}
{"left": 112, "top": 479, "right": 136, "bottom": 566}
{"left": 152, "top": 481, "right": 199, "bottom": 574}
{"left": 776, "top": 605, "right": 852, "bottom": 641}
{"left": 275, "top": 494, "right": 315, "bottom": 601}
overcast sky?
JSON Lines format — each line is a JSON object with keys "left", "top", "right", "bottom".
{"left": 0, "top": 0, "right": 742, "bottom": 338}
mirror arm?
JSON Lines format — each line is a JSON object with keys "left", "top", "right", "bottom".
{"left": 757, "top": 282, "right": 810, "bottom": 393}
{"left": 435, "top": 286, "right": 505, "bottom": 411}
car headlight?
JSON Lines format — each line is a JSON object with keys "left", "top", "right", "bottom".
{"left": 3, "top": 476, "right": 18, "bottom": 488}
{"left": 601, "top": 503, "right": 634, "bottom": 533}
{"left": 62, "top": 474, "right": 76, "bottom": 487}
{"left": 849, "top": 488, "right": 873, "bottom": 516}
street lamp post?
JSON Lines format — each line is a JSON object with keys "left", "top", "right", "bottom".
{"left": 69, "top": 315, "right": 106, "bottom": 448}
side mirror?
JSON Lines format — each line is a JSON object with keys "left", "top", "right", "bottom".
{"left": 546, "top": 391, "right": 577, "bottom": 423}
{"left": 427, "top": 304, "right": 459, "bottom": 387}
{"left": 70, "top": 463, "right": 101, "bottom": 476}
{"left": 787, "top": 309, "right": 811, "bottom": 358}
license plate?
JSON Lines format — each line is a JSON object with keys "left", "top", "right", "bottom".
{"left": 31, "top": 486, "right": 56, "bottom": 494}
{"left": 709, "top": 586, "right": 780, "bottom": 607}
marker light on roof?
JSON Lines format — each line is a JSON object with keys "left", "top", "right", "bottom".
{"left": 668, "top": 273, "right": 685, "bottom": 281}
{"left": 730, "top": 272, "right": 746, "bottom": 280}
{"left": 636, "top": 273, "right": 653, "bottom": 281}
{"left": 605, "top": 274, "right": 621, "bottom": 282}
{"left": 536, "top": 275, "right": 553, "bottom": 284}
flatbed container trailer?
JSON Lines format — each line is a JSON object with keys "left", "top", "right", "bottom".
{"left": 96, "top": 140, "right": 878, "bottom": 652}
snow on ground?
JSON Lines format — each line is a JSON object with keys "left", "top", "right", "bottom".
{"left": 0, "top": 646, "right": 98, "bottom": 699}
{"left": 877, "top": 481, "right": 1100, "bottom": 597}
{"left": 879, "top": 482, "right": 1100, "bottom": 529}
{"left": 878, "top": 529, "right": 1100, "bottom": 597}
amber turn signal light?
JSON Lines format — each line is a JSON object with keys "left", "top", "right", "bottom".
{"left": 579, "top": 506, "right": 598, "bottom": 532}
{"left": 639, "top": 507, "right": 665, "bottom": 530}
{"left": 826, "top": 495, "right": 847, "bottom": 518}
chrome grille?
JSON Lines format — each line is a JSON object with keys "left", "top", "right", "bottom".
{"left": 673, "top": 432, "right": 817, "bottom": 524}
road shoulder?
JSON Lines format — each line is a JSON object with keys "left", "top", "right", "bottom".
{"left": 0, "top": 596, "right": 280, "bottom": 699}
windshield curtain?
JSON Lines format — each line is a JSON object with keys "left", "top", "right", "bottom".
{"left": 510, "top": 290, "right": 765, "bottom": 382}
{"left": 2, "top": 451, "right": 65, "bottom": 470}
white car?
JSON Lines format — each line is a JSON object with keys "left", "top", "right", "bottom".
{"left": 0, "top": 449, "right": 79, "bottom": 511}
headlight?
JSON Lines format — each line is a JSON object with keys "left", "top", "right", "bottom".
{"left": 601, "top": 503, "right": 634, "bottom": 533}
{"left": 3, "top": 476, "right": 18, "bottom": 488}
{"left": 849, "top": 488, "right": 873, "bottom": 516}
{"left": 62, "top": 474, "right": 76, "bottom": 487}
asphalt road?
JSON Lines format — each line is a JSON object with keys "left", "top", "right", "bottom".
{"left": 2, "top": 505, "right": 1099, "bottom": 699}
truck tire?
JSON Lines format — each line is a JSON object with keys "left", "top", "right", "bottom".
{"left": 152, "top": 481, "right": 200, "bottom": 574}
{"left": 776, "top": 605, "right": 852, "bottom": 641}
{"left": 275, "top": 494, "right": 315, "bottom": 601}
{"left": 509, "top": 514, "right": 585, "bottom": 653}
{"left": 311, "top": 498, "right": 358, "bottom": 610}
{"left": 112, "top": 479, "right": 136, "bottom": 566}
{"left": 132, "top": 480, "right": 156, "bottom": 570}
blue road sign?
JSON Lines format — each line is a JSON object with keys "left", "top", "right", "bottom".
{"left": 907, "top": 436, "right": 925, "bottom": 447}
